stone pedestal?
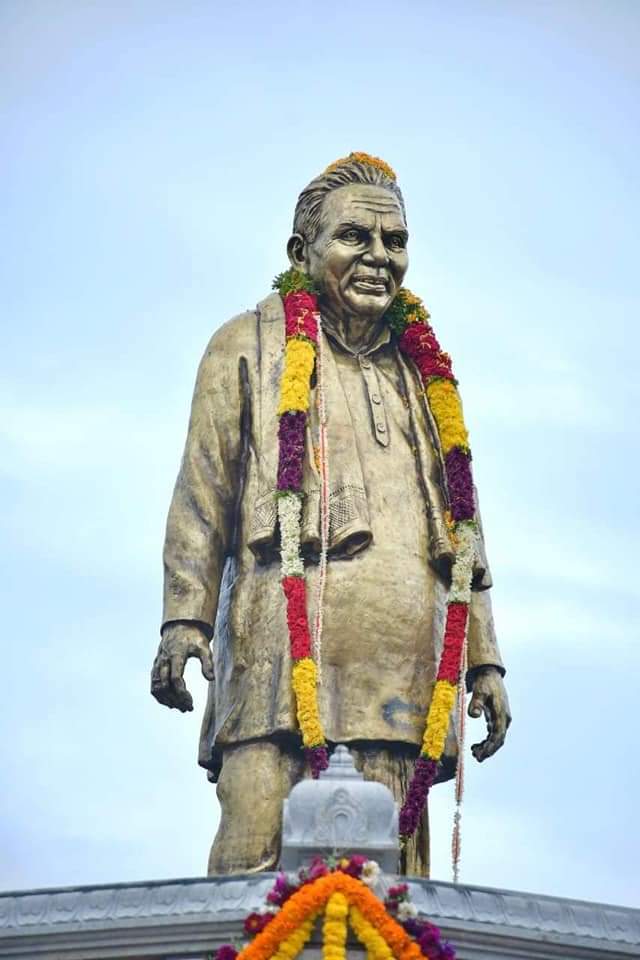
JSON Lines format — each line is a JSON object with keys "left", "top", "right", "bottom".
{"left": 281, "top": 745, "right": 399, "bottom": 873}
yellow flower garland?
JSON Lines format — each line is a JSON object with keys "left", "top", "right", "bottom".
{"left": 421, "top": 680, "right": 457, "bottom": 758}
{"left": 291, "top": 658, "right": 325, "bottom": 748}
{"left": 271, "top": 911, "right": 318, "bottom": 960}
{"left": 349, "top": 906, "right": 394, "bottom": 960}
{"left": 278, "top": 339, "right": 316, "bottom": 415}
{"left": 425, "top": 380, "right": 469, "bottom": 454}
{"left": 322, "top": 892, "right": 349, "bottom": 960}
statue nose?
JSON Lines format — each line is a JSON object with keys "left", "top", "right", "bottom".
{"left": 362, "top": 234, "right": 389, "bottom": 267}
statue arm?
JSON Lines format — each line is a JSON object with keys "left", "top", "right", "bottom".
{"left": 151, "top": 316, "right": 253, "bottom": 711}
{"left": 465, "top": 587, "right": 504, "bottom": 682}
{"left": 162, "top": 331, "right": 245, "bottom": 629}
{"left": 465, "top": 588, "right": 511, "bottom": 761}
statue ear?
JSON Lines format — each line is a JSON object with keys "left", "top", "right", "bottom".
{"left": 287, "top": 233, "right": 308, "bottom": 271}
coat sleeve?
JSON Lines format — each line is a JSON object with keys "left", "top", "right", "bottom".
{"left": 161, "top": 315, "right": 253, "bottom": 635}
{"left": 465, "top": 486, "right": 505, "bottom": 683}
{"left": 466, "top": 587, "right": 505, "bottom": 680}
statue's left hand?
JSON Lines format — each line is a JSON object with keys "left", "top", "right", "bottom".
{"left": 150, "top": 623, "right": 214, "bottom": 713}
{"left": 468, "top": 667, "right": 511, "bottom": 762}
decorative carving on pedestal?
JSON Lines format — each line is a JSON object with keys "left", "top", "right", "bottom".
{"left": 281, "top": 745, "right": 399, "bottom": 872}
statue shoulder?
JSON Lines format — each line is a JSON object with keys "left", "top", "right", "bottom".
{"left": 198, "top": 293, "right": 282, "bottom": 372}
{"left": 202, "top": 307, "right": 258, "bottom": 361}
{"left": 200, "top": 293, "right": 284, "bottom": 373}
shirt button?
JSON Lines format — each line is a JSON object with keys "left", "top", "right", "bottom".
{"left": 376, "top": 422, "right": 386, "bottom": 433}
{"left": 360, "top": 359, "right": 371, "bottom": 369}
{"left": 371, "top": 393, "right": 381, "bottom": 404}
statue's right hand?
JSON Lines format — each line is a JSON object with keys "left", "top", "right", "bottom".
{"left": 150, "top": 623, "right": 214, "bottom": 712}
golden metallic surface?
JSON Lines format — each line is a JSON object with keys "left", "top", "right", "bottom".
{"left": 208, "top": 741, "right": 429, "bottom": 877}
{"left": 151, "top": 169, "right": 511, "bottom": 877}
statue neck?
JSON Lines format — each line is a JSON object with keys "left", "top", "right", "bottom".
{"left": 320, "top": 302, "right": 386, "bottom": 354}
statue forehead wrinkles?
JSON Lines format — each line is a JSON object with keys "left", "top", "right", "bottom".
{"left": 320, "top": 185, "right": 406, "bottom": 231}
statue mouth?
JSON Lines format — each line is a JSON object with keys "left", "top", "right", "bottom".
{"left": 351, "top": 275, "right": 389, "bottom": 294}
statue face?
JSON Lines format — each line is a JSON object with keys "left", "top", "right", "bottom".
{"left": 292, "top": 184, "right": 409, "bottom": 323}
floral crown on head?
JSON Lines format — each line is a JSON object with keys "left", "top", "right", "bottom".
{"left": 323, "top": 151, "right": 397, "bottom": 181}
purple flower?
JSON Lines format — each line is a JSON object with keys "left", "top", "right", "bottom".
{"left": 215, "top": 946, "right": 238, "bottom": 960}
{"left": 306, "top": 745, "right": 329, "bottom": 779}
{"left": 444, "top": 448, "right": 474, "bottom": 521}
{"left": 305, "top": 856, "right": 330, "bottom": 881}
{"left": 338, "top": 854, "right": 368, "bottom": 878}
{"left": 266, "top": 871, "right": 293, "bottom": 906}
{"left": 417, "top": 922, "right": 441, "bottom": 947}
{"left": 439, "top": 943, "right": 456, "bottom": 959}
{"left": 399, "top": 758, "right": 438, "bottom": 838}
{"left": 277, "top": 412, "right": 306, "bottom": 492}
{"left": 402, "top": 918, "right": 423, "bottom": 938}
{"left": 420, "top": 944, "right": 442, "bottom": 960}
{"left": 387, "top": 883, "right": 409, "bottom": 901}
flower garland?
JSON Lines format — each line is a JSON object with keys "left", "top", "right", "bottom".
{"left": 385, "top": 289, "right": 477, "bottom": 843}
{"left": 213, "top": 855, "right": 456, "bottom": 960}
{"left": 272, "top": 269, "right": 477, "bottom": 840}
{"left": 273, "top": 269, "right": 330, "bottom": 778}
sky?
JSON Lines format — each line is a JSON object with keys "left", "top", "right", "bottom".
{"left": 1, "top": 0, "right": 639, "bottom": 911}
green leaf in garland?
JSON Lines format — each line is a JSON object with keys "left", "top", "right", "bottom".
{"left": 385, "top": 287, "right": 431, "bottom": 335}
{"left": 272, "top": 268, "right": 320, "bottom": 296}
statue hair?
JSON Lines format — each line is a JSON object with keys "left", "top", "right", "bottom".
{"left": 293, "top": 160, "right": 406, "bottom": 243}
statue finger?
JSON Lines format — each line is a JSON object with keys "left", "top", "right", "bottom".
{"left": 150, "top": 659, "right": 172, "bottom": 704}
{"left": 467, "top": 692, "right": 486, "bottom": 719}
{"left": 197, "top": 645, "right": 214, "bottom": 681}
{"left": 169, "top": 655, "right": 193, "bottom": 712}
{"left": 171, "top": 678, "right": 194, "bottom": 712}
{"left": 471, "top": 735, "right": 496, "bottom": 762}
{"left": 478, "top": 731, "right": 505, "bottom": 760}
{"left": 169, "top": 652, "right": 186, "bottom": 680}
{"left": 474, "top": 716, "right": 507, "bottom": 761}
{"left": 150, "top": 655, "right": 165, "bottom": 685}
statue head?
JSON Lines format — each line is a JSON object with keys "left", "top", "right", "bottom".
{"left": 287, "top": 153, "right": 409, "bottom": 323}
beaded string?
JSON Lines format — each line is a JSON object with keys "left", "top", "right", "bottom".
{"left": 451, "top": 635, "right": 468, "bottom": 883}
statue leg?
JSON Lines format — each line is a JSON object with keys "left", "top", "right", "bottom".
{"left": 207, "top": 738, "right": 305, "bottom": 876}
{"left": 350, "top": 743, "right": 430, "bottom": 877}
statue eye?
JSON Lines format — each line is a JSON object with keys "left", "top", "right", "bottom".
{"left": 387, "top": 234, "right": 406, "bottom": 250}
{"left": 341, "top": 228, "right": 363, "bottom": 243}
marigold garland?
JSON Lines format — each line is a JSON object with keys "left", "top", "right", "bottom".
{"left": 377, "top": 286, "right": 477, "bottom": 844}
{"left": 273, "top": 280, "right": 329, "bottom": 778}
{"left": 424, "top": 380, "right": 469, "bottom": 454}
{"left": 216, "top": 857, "right": 456, "bottom": 960}
{"left": 324, "top": 151, "right": 397, "bottom": 181}
{"left": 271, "top": 911, "right": 318, "bottom": 960}
{"left": 278, "top": 339, "right": 316, "bottom": 415}
{"left": 273, "top": 271, "right": 477, "bottom": 839}
{"left": 349, "top": 905, "right": 394, "bottom": 960}
{"left": 323, "top": 892, "right": 349, "bottom": 960}
{"left": 291, "top": 658, "right": 325, "bottom": 748}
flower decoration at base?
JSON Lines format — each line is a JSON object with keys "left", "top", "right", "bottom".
{"left": 211, "top": 856, "right": 456, "bottom": 960}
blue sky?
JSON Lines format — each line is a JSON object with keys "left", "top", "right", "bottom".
{"left": 1, "top": 1, "right": 639, "bottom": 908}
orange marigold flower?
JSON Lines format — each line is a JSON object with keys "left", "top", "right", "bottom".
{"left": 237, "top": 872, "right": 422, "bottom": 960}
{"left": 324, "top": 152, "right": 396, "bottom": 181}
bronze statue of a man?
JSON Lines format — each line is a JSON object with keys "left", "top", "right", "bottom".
{"left": 151, "top": 153, "right": 511, "bottom": 877}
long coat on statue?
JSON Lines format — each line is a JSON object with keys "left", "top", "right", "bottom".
{"left": 162, "top": 293, "right": 504, "bottom": 783}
